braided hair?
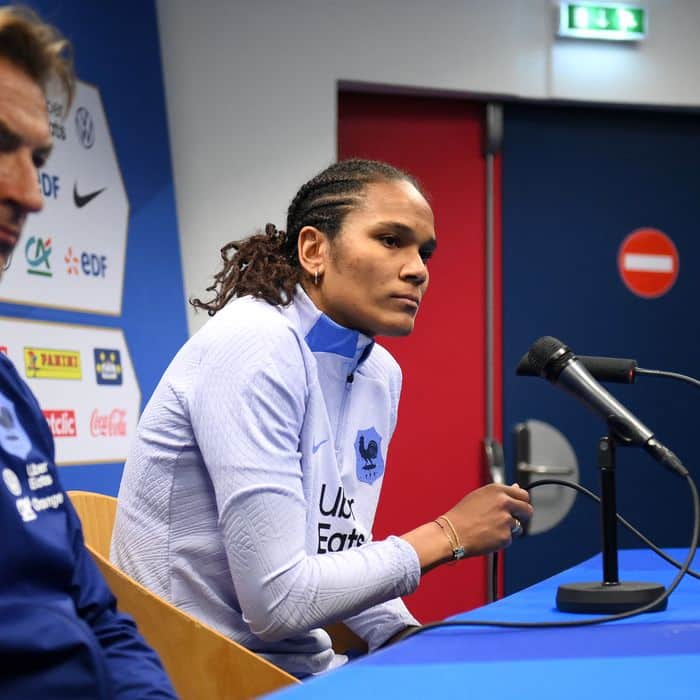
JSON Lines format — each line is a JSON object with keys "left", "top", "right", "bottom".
{"left": 190, "top": 159, "right": 422, "bottom": 314}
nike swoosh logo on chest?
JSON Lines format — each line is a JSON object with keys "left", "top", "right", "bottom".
{"left": 312, "top": 438, "right": 329, "bottom": 454}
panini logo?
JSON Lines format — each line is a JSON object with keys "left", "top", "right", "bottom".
{"left": 43, "top": 410, "right": 77, "bottom": 438}
{"left": 24, "top": 348, "right": 81, "bottom": 380}
{"left": 0, "top": 346, "right": 7, "bottom": 355}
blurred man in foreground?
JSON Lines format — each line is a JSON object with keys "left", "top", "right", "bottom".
{"left": 0, "top": 6, "right": 176, "bottom": 697}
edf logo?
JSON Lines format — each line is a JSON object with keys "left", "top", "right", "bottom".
{"left": 38, "top": 172, "right": 60, "bottom": 199}
{"left": 81, "top": 252, "right": 108, "bottom": 277}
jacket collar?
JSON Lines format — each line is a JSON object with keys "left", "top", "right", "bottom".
{"left": 285, "top": 285, "right": 374, "bottom": 369}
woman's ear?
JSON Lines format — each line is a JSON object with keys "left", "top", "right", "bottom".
{"left": 298, "top": 226, "right": 328, "bottom": 278}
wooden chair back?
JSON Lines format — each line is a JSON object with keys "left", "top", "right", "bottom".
{"left": 67, "top": 490, "right": 298, "bottom": 699}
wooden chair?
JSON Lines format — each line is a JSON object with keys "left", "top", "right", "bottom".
{"left": 68, "top": 490, "right": 298, "bottom": 699}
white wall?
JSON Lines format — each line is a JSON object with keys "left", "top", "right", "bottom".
{"left": 156, "top": 0, "right": 700, "bottom": 334}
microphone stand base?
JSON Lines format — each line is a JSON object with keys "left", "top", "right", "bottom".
{"left": 556, "top": 581, "right": 667, "bottom": 614}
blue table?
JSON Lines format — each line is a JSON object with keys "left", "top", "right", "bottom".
{"left": 270, "top": 549, "right": 700, "bottom": 699}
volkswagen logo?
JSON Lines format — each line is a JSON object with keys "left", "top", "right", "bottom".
{"left": 74, "top": 106, "right": 95, "bottom": 149}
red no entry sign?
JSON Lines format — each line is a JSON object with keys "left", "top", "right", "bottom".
{"left": 618, "top": 228, "right": 678, "bottom": 298}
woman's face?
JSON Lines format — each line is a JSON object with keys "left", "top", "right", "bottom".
{"left": 311, "top": 179, "right": 436, "bottom": 337}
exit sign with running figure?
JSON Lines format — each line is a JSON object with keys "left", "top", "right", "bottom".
{"left": 558, "top": 2, "right": 647, "bottom": 41}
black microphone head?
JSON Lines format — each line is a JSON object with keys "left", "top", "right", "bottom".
{"left": 517, "top": 349, "right": 637, "bottom": 384}
{"left": 515, "top": 352, "right": 536, "bottom": 376}
{"left": 527, "top": 336, "right": 572, "bottom": 380}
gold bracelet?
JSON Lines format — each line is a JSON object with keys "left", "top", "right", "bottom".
{"left": 435, "top": 515, "right": 466, "bottom": 560}
{"left": 434, "top": 518, "right": 455, "bottom": 547}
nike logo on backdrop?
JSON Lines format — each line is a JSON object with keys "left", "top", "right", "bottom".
{"left": 73, "top": 183, "right": 106, "bottom": 208}
{"left": 312, "top": 438, "right": 329, "bottom": 454}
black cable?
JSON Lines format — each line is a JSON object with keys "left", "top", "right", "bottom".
{"left": 468, "top": 364, "right": 700, "bottom": 631}
{"left": 489, "top": 477, "right": 699, "bottom": 604}
{"left": 489, "top": 473, "right": 699, "bottom": 602}
{"left": 489, "top": 551, "right": 498, "bottom": 603}
{"left": 403, "top": 468, "right": 699, "bottom": 640}
{"left": 636, "top": 367, "right": 700, "bottom": 390}
{"left": 525, "top": 478, "right": 700, "bottom": 580}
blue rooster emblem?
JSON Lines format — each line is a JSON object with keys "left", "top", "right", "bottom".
{"left": 354, "top": 427, "right": 384, "bottom": 485}
{"left": 358, "top": 435, "right": 378, "bottom": 469}
{"left": 0, "top": 395, "right": 31, "bottom": 460}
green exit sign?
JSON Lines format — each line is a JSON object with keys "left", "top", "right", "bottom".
{"left": 558, "top": 2, "right": 647, "bottom": 41}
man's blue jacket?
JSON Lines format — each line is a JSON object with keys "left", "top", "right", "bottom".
{"left": 0, "top": 353, "right": 176, "bottom": 698}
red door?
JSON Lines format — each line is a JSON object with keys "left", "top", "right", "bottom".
{"left": 338, "top": 91, "right": 502, "bottom": 621}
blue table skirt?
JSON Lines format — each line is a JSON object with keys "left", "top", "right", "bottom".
{"left": 270, "top": 548, "right": 700, "bottom": 699}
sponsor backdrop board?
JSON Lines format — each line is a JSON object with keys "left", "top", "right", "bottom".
{"left": 1, "top": 317, "right": 140, "bottom": 465}
{"left": 0, "top": 81, "right": 128, "bottom": 315}
{"left": 0, "top": 0, "right": 189, "bottom": 495}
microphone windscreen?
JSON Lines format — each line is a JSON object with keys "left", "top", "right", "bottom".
{"left": 527, "top": 336, "right": 568, "bottom": 375}
{"left": 515, "top": 352, "right": 536, "bottom": 376}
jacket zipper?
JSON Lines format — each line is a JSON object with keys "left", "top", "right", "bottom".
{"left": 334, "top": 371, "right": 354, "bottom": 460}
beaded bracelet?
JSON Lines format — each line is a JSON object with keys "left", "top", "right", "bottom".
{"left": 434, "top": 515, "right": 466, "bottom": 560}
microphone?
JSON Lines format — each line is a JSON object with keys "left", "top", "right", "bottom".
{"left": 526, "top": 336, "right": 686, "bottom": 476}
{"left": 517, "top": 351, "right": 637, "bottom": 384}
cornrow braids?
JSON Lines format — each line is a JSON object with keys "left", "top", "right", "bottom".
{"left": 191, "top": 159, "right": 423, "bottom": 314}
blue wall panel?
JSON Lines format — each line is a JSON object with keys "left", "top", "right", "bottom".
{"left": 0, "top": 0, "right": 188, "bottom": 494}
{"left": 502, "top": 103, "right": 700, "bottom": 594}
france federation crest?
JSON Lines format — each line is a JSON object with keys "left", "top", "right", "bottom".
{"left": 0, "top": 394, "right": 31, "bottom": 460}
{"left": 94, "top": 348, "right": 123, "bottom": 385}
{"left": 354, "top": 427, "right": 384, "bottom": 485}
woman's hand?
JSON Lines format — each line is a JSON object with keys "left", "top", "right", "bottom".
{"left": 444, "top": 482, "right": 532, "bottom": 557}
{"left": 400, "top": 483, "right": 533, "bottom": 573}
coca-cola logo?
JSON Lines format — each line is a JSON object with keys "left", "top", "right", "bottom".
{"left": 90, "top": 408, "right": 126, "bottom": 437}
{"left": 43, "top": 410, "right": 77, "bottom": 438}
{"left": 90, "top": 408, "right": 127, "bottom": 437}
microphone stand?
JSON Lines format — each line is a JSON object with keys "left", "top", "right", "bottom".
{"left": 556, "top": 433, "right": 667, "bottom": 613}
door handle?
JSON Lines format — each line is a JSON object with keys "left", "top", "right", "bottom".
{"left": 512, "top": 420, "right": 579, "bottom": 537}
{"left": 517, "top": 463, "right": 574, "bottom": 475}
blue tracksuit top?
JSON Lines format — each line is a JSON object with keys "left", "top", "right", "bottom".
{"left": 0, "top": 353, "right": 176, "bottom": 698}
